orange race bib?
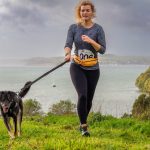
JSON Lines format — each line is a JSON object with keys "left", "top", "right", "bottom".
{"left": 73, "top": 49, "right": 98, "bottom": 66}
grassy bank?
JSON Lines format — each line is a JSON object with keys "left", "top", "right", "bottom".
{"left": 0, "top": 114, "right": 150, "bottom": 150}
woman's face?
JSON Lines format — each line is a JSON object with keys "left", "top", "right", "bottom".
{"left": 80, "top": 5, "right": 93, "bottom": 22}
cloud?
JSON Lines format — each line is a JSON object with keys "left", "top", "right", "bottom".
{"left": 0, "top": 0, "right": 150, "bottom": 58}
{"left": 1, "top": 0, "right": 149, "bottom": 32}
{"left": 0, "top": 0, "right": 75, "bottom": 32}
{"left": 96, "top": 0, "right": 150, "bottom": 32}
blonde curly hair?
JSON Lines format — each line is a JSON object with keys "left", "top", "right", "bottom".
{"left": 75, "top": 0, "right": 96, "bottom": 24}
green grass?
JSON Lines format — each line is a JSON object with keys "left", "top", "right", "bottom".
{"left": 0, "top": 114, "right": 150, "bottom": 150}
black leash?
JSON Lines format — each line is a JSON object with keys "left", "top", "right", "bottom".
{"left": 31, "top": 60, "right": 68, "bottom": 85}
{"left": 18, "top": 60, "right": 68, "bottom": 97}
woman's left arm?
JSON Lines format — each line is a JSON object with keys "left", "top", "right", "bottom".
{"left": 96, "top": 27, "right": 106, "bottom": 54}
{"left": 81, "top": 27, "right": 106, "bottom": 54}
{"left": 81, "top": 35, "right": 100, "bottom": 51}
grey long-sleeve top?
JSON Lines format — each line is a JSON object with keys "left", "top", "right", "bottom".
{"left": 65, "top": 23, "right": 106, "bottom": 70}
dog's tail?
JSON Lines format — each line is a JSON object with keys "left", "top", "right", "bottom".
{"left": 18, "top": 81, "right": 32, "bottom": 98}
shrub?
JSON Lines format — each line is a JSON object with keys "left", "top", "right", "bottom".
{"left": 135, "top": 67, "right": 150, "bottom": 94}
{"left": 143, "top": 78, "right": 150, "bottom": 93}
{"left": 121, "top": 113, "right": 132, "bottom": 118}
{"left": 23, "top": 99, "right": 42, "bottom": 116}
{"left": 132, "top": 94, "right": 150, "bottom": 120}
{"left": 49, "top": 100, "right": 76, "bottom": 115}
{"left": 89, "top": 112, "right": 114, "bottom": 125}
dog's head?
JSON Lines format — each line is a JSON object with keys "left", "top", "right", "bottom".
{"left": 0, "top": 91, "right": 18, "bottom": 114}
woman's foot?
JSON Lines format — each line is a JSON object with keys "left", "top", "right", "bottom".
{"left": 80, "top": 124, "right": 90, "bottom": 137}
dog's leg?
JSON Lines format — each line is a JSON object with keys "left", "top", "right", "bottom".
{"left": 8, "top": 117, "right": 13, "bottom": 130}
{"left": 8, "top": 132, "right": 15, "bottom": 139}
{"left": 17, "top": 111, "right": 22, "bottom": 137}
{"left": 3, "top": 117, "right": 11, "bottom": 131}
{"left": 13, "top": 116, "right": 17, "bottom": 137}
{"left": 3, "top": 117, "right": 15, "bottom": 139}
{"left": 17, "top": 100, "right": 23, "bottom": 137}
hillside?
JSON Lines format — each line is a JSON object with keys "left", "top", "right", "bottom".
{"left": 0, "top": 114, "right": 150, "bottom": 149}
{"left": 25, "top": 54, "right": 150, "bottom": 66}
{"left": 100, "top": 54, "right": 150, "bottom": 65}
{"left": 0, "top": 54, "right": 150, "bottom": 66}
{"left": 136, "top": 67, "right": 150, "bottom": 94}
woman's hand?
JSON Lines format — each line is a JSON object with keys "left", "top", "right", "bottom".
{"left": 81, "top": 35, "right": 101, "bottom": 51}
{"left": 81, "top": 35, "right": 93, "bottom": 44}
{"left": 64, "top": 47, "right": 71, "bottom": 62}
{"left": 65, "top": 53, "right": 71, "bottom": 62}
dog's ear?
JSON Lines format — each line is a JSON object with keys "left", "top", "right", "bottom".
{"left": 7, "top": 91, "right": 12, "bottom": 101}
{"left": 0, "top": 92, "right": 1, "bottom": 101}
{"left": 7, "top": 91, "right": 17, "bottom": 101}
{"left": 0, "top": 91, "right": 5, "bottom": 101}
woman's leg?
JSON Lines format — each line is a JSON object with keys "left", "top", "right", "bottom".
{"left": 85, "top": 69, "right": 100, "bottom": 117}
{"left": 70, "top": 63, "right": 88, "bottom": 124}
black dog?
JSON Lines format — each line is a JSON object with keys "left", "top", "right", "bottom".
{"left": 0, "top": 81, "right": 31, "bottom": 139}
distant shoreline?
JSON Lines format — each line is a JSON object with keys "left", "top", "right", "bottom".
{"left": 0, "top": 64, "right": 149, "bottom": 68}
{"left": 0, "top": 54, "right": 150, "bottom": 66}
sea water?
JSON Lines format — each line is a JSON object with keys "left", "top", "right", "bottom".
{"left": 0, "top": 64, "right": 149, "bottom": 117}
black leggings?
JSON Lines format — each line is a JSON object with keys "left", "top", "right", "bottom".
{"left": 70, "top": 63, "right": 100, "bottom": 124}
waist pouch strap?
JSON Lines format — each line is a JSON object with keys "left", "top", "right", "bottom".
{"left": 73, "top": 55, "right": 98, "bottom": 67}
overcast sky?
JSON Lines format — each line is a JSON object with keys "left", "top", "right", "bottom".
{"left": 0, "top": 0, "right": 150, "bottom": 59}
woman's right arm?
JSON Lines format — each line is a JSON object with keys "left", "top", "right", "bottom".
{"left": 97, "top": 26, "right": 106, "bottom": 54}
{"left": 64, "top": 25, "right": 74, "bottom": 61}
{"left": 65, "top": 47, "right": 71, "bottom": 61}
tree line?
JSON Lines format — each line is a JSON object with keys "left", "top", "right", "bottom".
{"left": 132, "top": 67, "right": 150, "bottom": 120}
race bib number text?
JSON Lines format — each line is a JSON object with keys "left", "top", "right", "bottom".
{"left": 78, "top": 49, "right": 94, "bottom": 60}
